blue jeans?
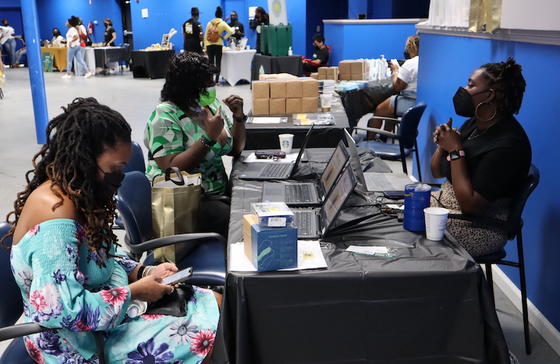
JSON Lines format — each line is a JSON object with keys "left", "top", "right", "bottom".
{"left": 67, "top": 46, "right": 89, "bottom": 75}
{"left": 14, "top": 48, "right": 26, "bottom": 65}
{"left": 2, "top": 38, "right": 16, "bottom": 65}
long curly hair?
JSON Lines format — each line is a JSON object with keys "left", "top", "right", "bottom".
{"left": 160, "top": 52, "right": 217, "bottom": 112}
{"left": 480, "top": 57, "right": 526, "bottom": 115}
{"left": 1, "top": 98, "right": 131, "bottom": 261}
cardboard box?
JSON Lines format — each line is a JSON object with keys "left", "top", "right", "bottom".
{"left": 326, "top": 67, "right": 339, "bottom": 80}
{"left": 242, "top": 214, "right": 297, "bottom": 272}
{"left": 252, "top": 81, "right": 270, "bottom": 99}
{"left": 339, "top": 73, "right": 351, "bottom": 81}
{"left": 351, "top": 73, "right": 366, "bottom": 81}
{"left": 310, "top": 72, "right": 318, "bottom": 80}
{"left": 301, "top": 79, "right": 319, "bottom": 97}
{"left": 269, "top": 98, "right": 286, "bottom": 114}
{"left": 285, "top": 80, "right": 303, "bottom": 98}
{"left": 302, "top": 97, "right": 318, "bottom": 113}
{"left": 252, "top": 98, "right": 269, "bottom": 116}
{"left": 318, "top": 67, "right": 328, "bottom": 76}
{"left": 286, "top": 98, "right": 303, "bottom": 114}
{"left": 259, "top": 73, "right": 299, "bottom": 81}
{"left": 317, "top": 74, "right": 326, "bottom": 80}
{"left": 338, "top": 60, "right": 353, "bottom": 74}
{"left": 269, "top": 81, "right": 287, "bottom": 98}
{"left": 350, "top": 60, "right": 365, "bottom": 74}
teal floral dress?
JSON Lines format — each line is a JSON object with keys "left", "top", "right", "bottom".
{"left": 10, "top": 219, "right": 219, "bottom": 364}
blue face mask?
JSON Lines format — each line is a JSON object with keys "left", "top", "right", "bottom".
{"left": 199, "top": 87, "right": 217, "bottom": 107}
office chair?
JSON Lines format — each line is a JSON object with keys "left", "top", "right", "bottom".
{"left": 475, "top": 164, "right": 539, "bottom": 355}
{"left": 123, "top": 141, "right": 146, "bottom": 174}
{"left": 116, "top": 171, "right": 226, "bottom": 286}
{"left": 354, "top": 102, "right": 426, "bottom": 181}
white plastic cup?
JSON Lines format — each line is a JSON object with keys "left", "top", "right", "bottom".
{"left": 279, "top": 134, "right": 294, "bottom": 154}
{"left": 320, "top": 93, "right": 333, "bottom": 112}
{"left": 423, "top": 207, "right": 449, "bottom": 241}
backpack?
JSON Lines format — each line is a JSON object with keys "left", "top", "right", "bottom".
{"left": 206, "top": 20, "right": 221, "bottom": 42}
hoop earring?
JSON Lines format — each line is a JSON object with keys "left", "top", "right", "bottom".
{"left": 475, "top": 102, "right": 497, "bottom": 122}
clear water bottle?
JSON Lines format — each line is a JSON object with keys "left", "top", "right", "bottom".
{"left": 288, "top": 46, "right": 293, "bottom": 56}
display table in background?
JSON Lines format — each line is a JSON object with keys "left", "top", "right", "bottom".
{"left": 94, "top": 46, "right": 130, "bottom": 71}
{"left": 131, "top": 50, "right": 175, "bottom": 79}
{"left": 40, "top": 47, "right": 67, "bottom": 71}
{"left": 220, "top": 49, "right": 256, "bottom": 86}
{"left": 251, "top": 54, "right": 302, "bottom": 80}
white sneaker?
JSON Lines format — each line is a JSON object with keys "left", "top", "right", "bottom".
{"left": 84, "top": 71, "right": 93, "bottom": 78}
{"left": 62, "top": 74, "right": 72, "bottom": 79}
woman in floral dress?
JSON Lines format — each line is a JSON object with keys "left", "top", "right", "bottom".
{"left": 2, "top": 98, "right": 220, "bottom": 364}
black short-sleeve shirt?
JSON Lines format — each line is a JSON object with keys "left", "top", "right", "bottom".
{"left": 439, "top": 116, "right": 532, "bottom": 201}
{"left": 313, "top": 46, "right": 329, "bottom": 65}
{"left": 104, "top": 26, "right": 116, "bottom": 46}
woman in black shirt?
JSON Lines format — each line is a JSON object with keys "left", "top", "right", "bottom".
{"left": 430, "top": 58, "right": 531, "bottom": 257}
{"left": 103, "top": 18, "right": 116, "bottom": 46}
{"left": 249, "top": 7, "right": 269, "bottom": 53}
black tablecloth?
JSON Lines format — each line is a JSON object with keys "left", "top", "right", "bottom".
{"left": 218, "top": 148, "right": 510, "bottom": 364}
{"left": 94, "top": 47, "right": 130, "bottom": 69}
{"left": 251, "top": 54, "right": 303, "bottom": 80}
{"left": 131, "top": 50, "right": 175, "bottom": 79}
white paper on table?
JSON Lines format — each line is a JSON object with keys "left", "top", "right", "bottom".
{"left": 346, "top": 245, "right": 389, "bottom": 256}
{"left": 249, "top": 117, "right": 288, "bottom": 124}
{"left": 229, "top": 240, "right": 328, "bottom": 272}
{"left": 243, "top": 152, "right": 302, "bottom": 163}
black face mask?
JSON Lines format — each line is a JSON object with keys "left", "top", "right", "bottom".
{"left": 452, "top": 87, "right": 490, "bottom": 117}
{"left": 231, "top": 17, "right": 238, "bottom": 22}
{"left": 403, "top": 50, "right": 410, "bottom": 59}
{"left": 96, "top": 167, "right": 124, "bottom": 200}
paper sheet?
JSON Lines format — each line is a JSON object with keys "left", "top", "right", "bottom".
{"left": 346, "top": 245, "right": 390, "bottom": 256}
{"left": 229, "top": 240, "right": 328, "bottom": 272}
{"left": 249, "top": 117, "right": 288, "bottom": 124}
{"left": 243, "top": 152, "right": 302, "bottom": 163}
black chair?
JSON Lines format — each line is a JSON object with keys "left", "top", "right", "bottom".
{"left": 116, "top": 171, "right": 226, "bottom": 286}
{"left": 475, "top": 165, "right": 540, "bottom": 355}
{"left": 354, "top": 102, "right": 426, "bottom": 181}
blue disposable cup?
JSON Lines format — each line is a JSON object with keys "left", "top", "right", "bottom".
{"left": 403, "top": 183, "right": 432, "bottom": 232}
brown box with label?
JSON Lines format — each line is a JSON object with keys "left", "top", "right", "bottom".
{"left": 302, "top": 97, "right": 318, "bottom": 113}
{"left": 269, "top": 81, "right": 287, "bottom": 98}
{"left": 252, "top": 81, "right": 270, "bottom": 99}
{"left": 286, "top": 98, "right": 303, "bottom": 114}
{"left": 269, "top": 98, "right": 286, "bottom": 114}
{"left": 285, "top": 80, "right": 303, "bottom": 98}
{"left": 252, "top": 98, "right": 269, "bottom": 116}
{"left": 301, "top": 79, "right": 319, "bottom": 97}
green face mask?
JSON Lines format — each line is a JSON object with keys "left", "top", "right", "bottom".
{"left": 199, "top": 87, "right": 217, "bottom": 107}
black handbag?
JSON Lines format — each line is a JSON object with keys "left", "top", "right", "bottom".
{"left": 145, "top": 285, "right": 194, "bottom": 317}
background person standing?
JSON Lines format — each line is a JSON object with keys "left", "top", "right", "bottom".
{"left": 249, "top": 7, "right": 269, "bottom": 53}
{"left": 183, "top": 7, "right": 203, "bottom": 54}
{"left": 204, "top": 6, "right": 233, "bottom": 84}
{"left": 227, "top": 11, "right": 245, "bottom": 46}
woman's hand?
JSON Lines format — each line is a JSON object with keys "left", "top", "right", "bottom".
{"left": 149, "top": 262, "right": 178, "bottom": 279}
{"left": 223, "top": 95, "right": 245, "bottom": 119}
{"left": 205, "top": 109, "right": 225, "bottom": 141}
{"left": 434, "top": 118, "right": 462, "bottom": 152}
{"left": 129, "top": 275, "right": 173, "bottom": 303}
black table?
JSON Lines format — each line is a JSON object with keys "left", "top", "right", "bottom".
{"left": 251, "top": 54, "right": 303, "bottom": 80}
{"left": 218, "top": 148, "right": 510, "bottom": 364}
{"left": 94, "top": 47, "right": 130, "bottom": 71}
{"left": 245, "top": 109, "right": 349, "bottom": 150}
{"left": 131, "top": 50, "right": 175, "bottom": 79}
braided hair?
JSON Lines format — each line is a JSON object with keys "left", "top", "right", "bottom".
{"left": 1, "top": 98, "right": 131, "bottom": 261}
{"left": 160, "top": 52, "right": 217, "bottom": 112}
{"left": 480, "top": 57, "right": 526, "bottom": 115}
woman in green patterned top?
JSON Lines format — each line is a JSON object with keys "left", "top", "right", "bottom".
{"left": 144, "top": 52, "right": 247, "bottom": 237}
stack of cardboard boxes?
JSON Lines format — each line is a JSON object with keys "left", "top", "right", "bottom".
{"left": 252, "top": 78, "right": 319, "bottom": 115}
{"left": 339, "top": 60, "right": 367, "bottom": 81}
{"left": 317, "top": 66, "right": 339, "bottom": 80}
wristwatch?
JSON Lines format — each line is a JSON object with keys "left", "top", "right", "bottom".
{"left": 447, "top": 149, "right": 465, "bottom": 161}
{"left": 234, "top": 114, "right": 247, "bottom": 123}
{"left": 200, "top": 134, "right": 216, "bottom": 148}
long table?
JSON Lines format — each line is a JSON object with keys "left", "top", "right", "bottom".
{"left": 94, "top": 46, "right": 130, "bottom": 71}
{"left": 40, "top": 47, "right": 67, "bottom": 71}
{"left": 218, "top": 148, "right": 510, "bottom": 364}
{"left": 220, "top": 49, "right": 256, "bottom": 86}
{"left": 251, "top": 54, "right": 303, "bottom": 80}
{"left": 131, "top": 50, "right": 174, "bottom": 79}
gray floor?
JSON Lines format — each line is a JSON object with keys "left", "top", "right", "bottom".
{"left": 1, "top": 68, "right": 558, "bottom": 363}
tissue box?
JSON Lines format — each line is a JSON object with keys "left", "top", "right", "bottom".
{"left": 269, "top": 98, "right": 286, "bottom": 114}
{"left": 301, "top": 79, "right": 319, "bottom": 97}
{"left": 270, "top": 81, "right": 287, "bottom": 98}
{"left": 302, "top": 97, "right": 318, "bottom": 113}
{"left": 246, "top": 225, "right": 298, "bottom": 272}
{"left": 286, "top": 98, "right": 303, "bottom": 114}
{"left": 252, "top": 81, "right": 270, "bottom": 99}
{"left": 252, "top": 98, "right": 269, "bottom": 116}
{"left": 285, "top": 80, "right": 303, "bottom": 98}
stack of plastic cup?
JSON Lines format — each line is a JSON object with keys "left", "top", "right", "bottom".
{"left": 403, "top": 183, "right": 432, "bottom": 232}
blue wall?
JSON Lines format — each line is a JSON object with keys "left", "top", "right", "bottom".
{"left": 305, "top": 0, "right": 348, "bottom": 59}
{"left": 36, "top": 0, "right": 123, "bottom": 44}
{"left": 348, "top": 0, "right": 368, "bottom": 19}
{"left": 324, "top": 22, "right": 416, "bottom": 65}
{"left": 416, "top": 32, "right": 560, "bottom": 331}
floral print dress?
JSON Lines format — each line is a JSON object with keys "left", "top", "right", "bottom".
{"left": 10, "top": 219, "right": 219, "bottom": 364}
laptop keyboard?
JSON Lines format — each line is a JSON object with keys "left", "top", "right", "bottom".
{"left": 294, "top": 211, "right": 314, "bottom": 237}
{"left": 286, "top": 184, "right": 315, "bottom": 202}
{"left": 260, "top": 163, "right": 292, "bottom": 178}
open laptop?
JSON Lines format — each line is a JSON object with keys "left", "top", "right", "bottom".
{"left": 261, "top": 140, "right": 350, "bottom": 206}
{"left": 292, "top": 164, "right": 357, "bottom": 239}
{"left": 363, "top": 172, "right": 415, "bottom": 192}
{"left": 342, "top": 129, "right": 367, "bottom": 187}
{"left": 238, "top": 125, "right": 314, "bottom": 180}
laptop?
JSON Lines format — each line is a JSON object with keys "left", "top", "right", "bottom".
{"left": 292, "top": 164, "right": 357, "bottom": 239}
{"left": 261, "top": 140, "right": 350, "bottom": 206}
{"left": 342, "top": 129, "right": 367, "bottom": 187}
{"left": 363, "top": 172, "right": 415, "bottom": 192}
{"left": 238, "top": 125, "right": 315, "bottom": 180}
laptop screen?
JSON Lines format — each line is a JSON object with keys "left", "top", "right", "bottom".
{"left": 291, "top": 124, "right": 315, "bottom": 173}
{"left": 320, "top": 140, "right": 350, "bottom": 195}
{"left": 343, "top": 129, "right": 367, "bottom": 186}
{"left": 321, "top": 165, "right": 357, "bottom": 234}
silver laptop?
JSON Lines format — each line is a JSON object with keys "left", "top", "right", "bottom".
{"left": 363, "top": 172, "right": 414, "bottom": 192}
{"left": 292, "top": 164, "right": 357, "bottom": 239}
{"left": 238, "top": 125, "right": 314, "bottom": 180}
{"left": 261, "top": 140, "right": 350, "bottom": 206}
{"left": 342, "top": 129, "right": 367, "bottom": 187}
